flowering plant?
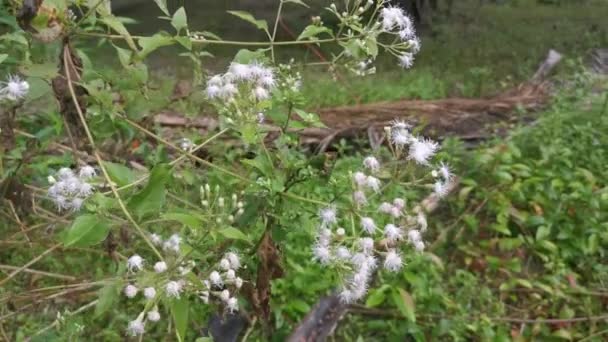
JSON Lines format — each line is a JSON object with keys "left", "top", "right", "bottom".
{"left": 0, "top": 0, "right": 450, "bottom": 339}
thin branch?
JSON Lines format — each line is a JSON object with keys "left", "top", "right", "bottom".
{"left": 0, "top": 243, "right": 62, "bottom": 286}
{"left": 0, "top": 265, "right": 76, "bottom": 281}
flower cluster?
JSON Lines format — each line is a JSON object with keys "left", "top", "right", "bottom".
{"left": 47, "top": 166, "right": 96, "bottom": 211}
{"left": 123, "top": 248, "right": 244, "bottom": 337}
{"left": 0, "top": 75, "right": 29, "bottom": 102}
{"left": 379, "top": 5, "right": 421, "bottom": 68}
{"left": 200, "top": 184, "right": 246, "bottom": 224}
{"left": 312, "top": 120, "right": 454, "bottom": 303}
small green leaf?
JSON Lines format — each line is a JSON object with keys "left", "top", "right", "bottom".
{"left": 218, "top": 227, "right": 250, "bottom": 242}
{"left": 19, "top": 62, "right": 58, "bottom": 79}
{"left": 102, "top": 16, "right": 138, "bottom": 51}
{"left": 95, "top": 282, "right": 119, "bottom": 318}
{"left": 153, "top": 0, "right": 170, "bottom": 16}
{"left": 162, "top": 212, "right": 202, "bottom": 229}
{"left": 63, "top": 215, "right": 111, "bottom": 247}
{"left": 174, "top": 36, "right": 192, "bottom": 50}
{"left": 103, "top": 162, "right": 135, "bottom": 187}
{"left": 365, "top": 288, "right": 387, "bottom": 307}
{"left": 0, "top": 54, "right": 8, "bottom": 64}
{"left": 284, "top": 0, "right": 309, "bottom": 7}
{"left": 171, "top": 7, "right": 188, "bottom": 33}
{"left": 138, "top": 33, "right": 175, "bottom": 59}
{"left": 233, "top": 49, "right": 268, "bottom": 64}
{"left": 128, "top": 164, "right": 170, "bottom": 220}
{"left": 227, "top": 10, "right": 269, "bottom": 33}
{"left": 297, "top": 25, "right": 333, "bottom": 41}
{"left": 172, "top": 297, "right": 189, "bottom": 341}
{"left": 392, "top": 288, "right": 416, "bottom": 322}
{"left": 535, "top": 225, "right": 551, "bottom": 241}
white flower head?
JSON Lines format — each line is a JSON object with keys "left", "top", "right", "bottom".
{"left": 384, "top": 224, "right": 403, "bottom": 242}
{"left": 417, "top": 212, "right": 428, "bottom": 232}
{"left": 408, "top": 138, "right": 438, "bottom": 165}
{"left": 434, "top": 180, "right": 449, "bottom": 198}
{"left": 384, "top": 250, "right": 403, "bottom": 272}
{"left": 407, "top": 38, "right": 421, "bottom": 53}
{"left": 353, "top": 171, "right": 368, "bottom": 187}
{"left": 438, "top": 162, "right": 453, "bottom": 181}
{"left": 163, "top": 234, "right": 181, "bottom": 253}
{"left": 78, "top": 165, "right": 96, "bottom": 179}
{"left": 220, "top": 258, "right": 231, "bottom": 270}
{"left": 226, "top": 252, "right": 241, "bottom": 270}
{"left": 363, "top": 156, "right": 380, "bottom": 172}
{"left": 127, "top": 255, "right": 144, "bottom": 272}
{"left": 144, "top": 287, "right": 157, "bottom": 300}
{"left": 353, "top": 190, "right": 367, "bottom": 206}
{"left": 335, "top": 246, "right": 351, "bottom": 260}
{"left": 393, "top": 198, "right": 406, "bottom": 209}
{"left": 225, "top": 269, "right": 236, "bottom": 281}
{"left": 359, "top": 237, "right": 375, "bottom": 253}
{"left": 399, "top": 26, "right": 416, "bottom": 41}
{"left": 319, "top": 206, "right": 338, "bottom": 227}
{"left": 165, "top": 281, "right": 182, "bottom": 298}
{"left": 253, "top": 86, "right": 270, "bottom": 101}
{"left": 389, "top": 206, "right": 401, "bottom": 218}
{"left": 313, "top": 243, "right": 332, "bottom": 264}
{"left": 220, "top": 289, "right": 230, "bottom": 302}
{"left": 227, "top": 297, "right": 239, "bottom": 313}
{"left": 150, "top": 233, "right": 162, "bottom": 246}
{"left": 360, "top": 217, "right": 376, "bottom": 234}
{"left": 379, "top": 202, "right": 393, "bottom": 214}
{"left": 209, "top": 271, "right": 223, "bottom": 286}
{"left": 391, "top": 129, "right": 411, "bottom": 146}
{"left": 124, "top": 284, "right": 138, "bottom": 298}
{"left": 235, "top": 277, "right": 243, "bottom": 289}
{"left": 127, "top": 317, "right": 145, "bottom": 336}
{"left": 339, "top": 287, "right": 355, "bottom": 303}
{"left": 208, "top": 74, "right": 223, "bottom": 86}
{"left": 154, "top": 261, "right": 167, "bottom": 273}
{"left": 408, "top": 229, "right": 422, "bottom": 243}
{"left": 365, "top": 176, "right": 381, "bottom": 193}
{"left": 219, "top": 83, "right": 237, "bottom": 99}
{"left": 147, "top": 310, "right": 161, "bottom": 322}
{"left": 414, "top": 240, "right": 425, "bottom": 252}
{"left": 1, "top": 75, "right": 29, "bottom": 101}
{"left": 206, "top": 84, "right": 221, "bottom": 98}
{"left": 398, "top": 52, "right": 415, "bottom": 69}
{"left": 336, "top": 227, "right": 346, "bottom": 236}
{"left": 229, "top": 63, "right": 252, "bottom": 80}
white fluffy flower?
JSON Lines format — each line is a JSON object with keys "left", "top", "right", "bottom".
{"left": 227, "top": 297, "right": 239, "bottom": 313}
{"left": 353, "top": 172, "right": 368, "bottom": 186}
{"left": 313, "top": 244, "right": 332, "bottom": 264}
{"left": 220, "top": 258, "right": 231, "bottom": 270}
{"left": 208, "top": 75, "right": 222, "bottom": 86}
{"left": 384, "top": 250, "right": 403, "bottom": 272}
{"left": 144, "top": 287, "right": 156, "bottom": 300}
{"left": 78, "top": 165, "right": 96, "bottom": 179}
{"left": 359, "top": 237, "right": 375, "bottom": 253}
{"left": 391, "top": 129, "right": 411, "bottom": 146}
{"left": 361, "top": 217, "right": 376, "bottom": 234}
{"left": 154, "top": 261, "right": 167, "bottom": 273}
{"left": 147, "top": 310, "right": 161, "bottom": 322}
{"left": 379, "top": 202, "right": 393, "bottom": 214}
{"left": 399, "top": 26, "right": 416, "bottom": 41}
{"left": 336, "top": 227, "right": 346, "bottom": 236}
{"left": 225, "top": 269, "right": 236, "bottom": 281}
{"left": 150, "top": 233, "right": 162, "bottom": 245}
{"left": 339, "top": 288, "right": 355, "bottom": 303}
{"left": 127, "top": 255, "right": 144, "bottom": 272}
{"left": 253, "top": 86, "right": 269, "bottom": 100}
{"left": 417, "top": 212, "right": 428, "bottom": 232}
{"left": 226, "top": 252, "right": 241, "bottom": 270}
{"left": 407, "top": 38, "right": 421, "bottom": 53}
{"left": 163, "top": 234, "right": 181, "bottom": 253}
{"left": 235, "top": 277, "right": 243, "bottom": 289}
{"left": 408, "top": 138, "right": 438, "bottom": 165}
{"left": 389, "top": 206, "right": 401, "bottom": 218}
{"left": 380, "top": 6, "right": 410, "bottom": 31}
{"left": 363, "top": 156, "right": 380, "bottom": 172}
{"left": 398, "top": 53, "right": 415, "bottom": 69}
{"left": 1, "top": 75, "right": 29, "bottom": 101}
{"left": 165, "top": 281, "right": 182, "bottom": 298}
{"left": 384, "top": 224, "right": 403, "bottom": 242}
{"left": 229, "top": 63, "right": 252, "bottom": 80}
{"left": 353, "top": 190, "right": 367, "bottom": 205}
{"left": 124, "top": 284, "right": 138, "bottom": 298}
{"left": 414, "top": 240, "right": 425, "bottom": 252}
{"left": 393, "top": 198, "right": 405, "bottom": 209}
{"left": 365, "top": 176, "right": 381, "bottom": 192}
{"left": 206, "top": 84, "right": 220, "bottom": 98}
{"left": 220, "top": 83, "right": 238, "bottom": 99}
{"left": 408, "top": 229, "right": 422, "bottom": 243}
{"left": 351, "top": 252, "right": 367, "bottom": 268}
{"left": 434, "top": 180, "right": 449, "bottom": 197}
{"left": 335, "top": 246, "right": 351, "bottom": 260}
{"left": 319, "top": 206, "right": 338, "bottom": 227}
{"left": 209, "top": 271, "right": 223, "bottom": 286}
{"left": 220, "top": 289, "right": 230, "bottom": 302}
{"left": 127, "top": 317, "right": 145, "bottom": 336}
{"left": 438, "top": 162, "right": 452, "bottom": 181}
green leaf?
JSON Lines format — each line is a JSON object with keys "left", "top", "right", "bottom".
{"left": 284, "top": 0, "right": 309, "bottom": 7}
{"left": 171, "top": 7, "right": 188, "bottom": 33}
{"left": 218, "top": 227, "right": 250, "bottom": 243}
{"left": 171, "top": 297, "right": 189, "bottom": 341}
{"left": 233, "top": 49, "right": 268, "bottom": 64}
{"left": 174, "top": 36, "right": 192, "bottom": 50}
{"left": 128, "top": 164, "right": 170, "bottom": 220}
{"left": 227, "top": 11, "right": 269, "bottom": 33}
{"left": 138, "top": 33, "right": 175, "bottom": 59}
{"left": 297, "top": 25, "right": 333, "bottom": 41}
{"left": 153, "top": 0, "right": 170, "bottom": 16}
{"left": 113, "top": 44, "right": 132, "bottom": 68}
{"left": 535, "top": 225, "right": 551, "bottom": 241}
{"left": 392, "top": 288, "right": 416, "bottom": 322}
{"left": 19, "top": 62, "right": 58, "bottom": 79}
{"left": 94, "top": 282, "right": 119, "bottom": 317}
{"left": 162, "top": 212, "right": 202, "bottom": 229}
{"left": 102, "top": 16, "right": 138, "bottom": 51}
{"left": 365, "top": 288, "right": 387, "bottom": 307}
{"left": 63, "top": 214, "right": 111, "bottom": 247}
{"left": 103, "top": 162, "right": 135, "bottom": 187}
{"left": 0, "top": 54, "right": 7, "bottom": 64}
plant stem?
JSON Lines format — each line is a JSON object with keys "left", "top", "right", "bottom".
{"left": 270, "top": 0, "right": 285, "bottom": 63}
